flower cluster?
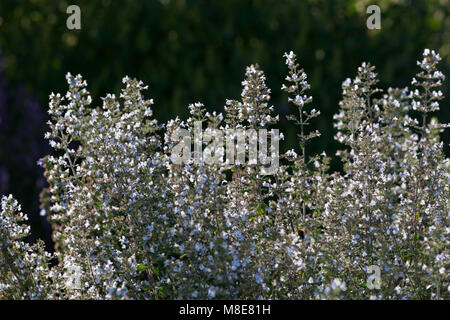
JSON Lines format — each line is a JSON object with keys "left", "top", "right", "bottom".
{"left": 0, "top": 49, "right": 448, "bottom": 299}
{"left": 0, "top": 195, "right": 54, "bottom": 299}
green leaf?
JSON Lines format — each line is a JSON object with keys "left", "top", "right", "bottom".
{"left": 137, "top": 264, "right": 147, "bottom": 272}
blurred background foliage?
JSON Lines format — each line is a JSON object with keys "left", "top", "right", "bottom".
{"left": 0, "top": 0, "right": 449, "bottom": 249}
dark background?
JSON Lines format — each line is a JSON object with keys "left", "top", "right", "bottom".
{"left": 0, "top": 0, "right": 449, "bottom": 251}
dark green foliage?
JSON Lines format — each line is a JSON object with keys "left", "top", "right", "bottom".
{"left": 0, "top": 0, "right": 448, "bottom": 157}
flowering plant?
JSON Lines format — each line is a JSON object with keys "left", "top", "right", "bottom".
{"left": 0, "top": 49, "right": 448, "bottom": 299}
